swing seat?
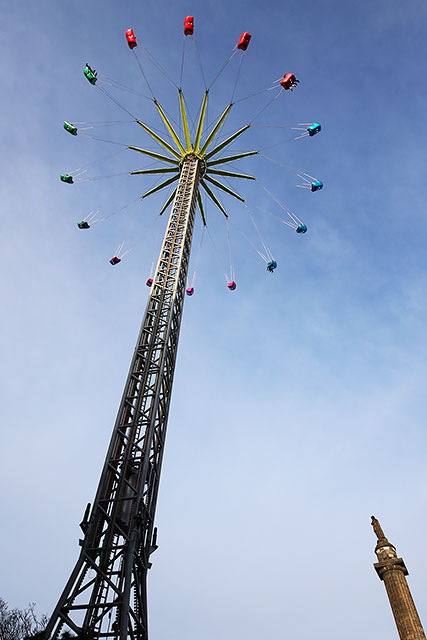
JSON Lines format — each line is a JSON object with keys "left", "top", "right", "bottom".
{"left": 267, "top": 260, "right": 277, "bottom": 272}
{"left": 186, "top": 287, "right": 194, "bottom": 296}
{"left": 146, "top": 278, "right": 153, "bottom": 287}
{"left": 77, "top": 221, "right": 90, "bottom": 229}
{"left": 64, "top": 121, "right": 78, "bottom": 136}
{"left": 84, "top": 64, "right": 97, "bottom": 85}
{"left": 110, "top": 256, "right": 121, "bottom": 265}
{"left": 310, "top": 180, "right": 323, "bottom": 192}
{"left": 307, "top": 122, "right": 321, "bottom": 136}
{"left": 227, "top": 281, "right": 237, "bottom": 290}
{"left": 60, "top": 174, "right": 73, "bottom": 184}
{"left": 184, "top": 16, "right": 194, "bottom": 36}
{"left": 125, "top": 28, "right": 137, "bottom": 49}
{"left": 296, "top": 224, "right": 307, "bottom": 234}
{"left": 280, "top": 73, "right": 299, "bottom": 90}
{"left": 237, "top": 32, "right": 251, "bottom": 51}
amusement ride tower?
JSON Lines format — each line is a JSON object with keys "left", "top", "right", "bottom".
{"left": 46, "top": 88, "right": 257, "bottom": 640}
{"left": 45, "top": 17, "right": 317, "bottom": 640}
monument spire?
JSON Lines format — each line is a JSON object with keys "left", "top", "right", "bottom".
{"left": 371, "top": 516, "right": 426, "bottom": 640}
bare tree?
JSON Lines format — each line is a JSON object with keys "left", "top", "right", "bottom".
{"left": 0, "top": 598, "right": 47, "bottom": 640}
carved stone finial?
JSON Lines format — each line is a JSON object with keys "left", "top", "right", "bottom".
{"left": 371, "top": 515, "right": 386, "bottom": 540}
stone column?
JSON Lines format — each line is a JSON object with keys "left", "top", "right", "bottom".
{"left": 372, "top": 516, "right": 426, "bottom": 640}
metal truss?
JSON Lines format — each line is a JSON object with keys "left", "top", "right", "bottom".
{"left": 45, "top": 155, "right": 201, "bottom": 640}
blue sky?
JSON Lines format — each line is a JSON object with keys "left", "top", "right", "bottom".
{"left": 1, "top": 1, "right": 427, "bottom": 638}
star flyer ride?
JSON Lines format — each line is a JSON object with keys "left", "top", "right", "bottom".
{"left": 46, "top": 16, "right": 323, "bottom": 640}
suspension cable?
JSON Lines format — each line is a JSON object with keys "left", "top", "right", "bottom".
{"left": 68, "top": 148, "right": 128, "bottom": 178}
{"left": 257, "top": 136, "right": 295, "bottom": 152}
{"left": 252, "top": 203, "right": 298, "bottom": 229}
{"left": 96, "top": 85, "right": 137, "bottom": 119}
{"left": 226, "top": 218, "right": 234, "bottom": 281}
{"left": 244, "top": 204, "right": 273, "bottom": 261}
{"left": 180, "top": 37, "right": 187, "bottom": 88}
{"left": 231, "top": 52, "right": 244, "bottom": 103}
{"left": 79, "top": 133, "right": 130, "bottom": 146}
{"left": 132, "top": 50, "right": 156, "bottom": 99}
{"left": 249, "top": 88, "right": 283, "bottom": 125}
{"left": 95, "top": 196, "right": 144, "bottom": 225}
{"left": 189, "top": 226, "right": 205, "bottom": 288}
{"left": 259, "top": 182, "right": 304, "bottom": 226}
{"left": 230, "top": 218, "right": 268, "bottom": 262}
{"left": 260, "top": 154, "right": 319, "bottom": 189}
{"left": 208, "top": 48, "right": 238, "bottom": 90}
{"left": 75, "top": 172, "right": 130, "bottom": 183}
{"left": 260, "top": 154, "right": 314, "bottom": 178}
{"left": 75, "top": 120, "right": 132, "bottom": 128}
{"left": 206, "top": 225, "right": 229, "bottom": 282}
{"left": 98, "top": 75, "right": 152, "bottom": 101}
{"left": 193, "top": 36, "right": 207, "bottom": 90}
{"left": 138, "top": 45, "right": 179, "bottom": 90}
{"left": 233, "top": 83, "right": 276, "bottom": 104}
{"left": 183, "top": 92, "right": 197, "bottom": 135}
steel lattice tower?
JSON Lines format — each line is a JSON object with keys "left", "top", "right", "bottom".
{"left": 46, "top": 83, "right": 256, "bottom": 640}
